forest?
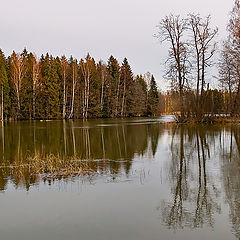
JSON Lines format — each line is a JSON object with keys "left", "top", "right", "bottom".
{"left": 1, "top": 0, "right": 240, "bottom": 121}
{"left": 0, "top": 51, "right": 160, "bottom": 120}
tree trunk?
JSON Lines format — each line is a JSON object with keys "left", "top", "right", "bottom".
{"left": 115, "top": 75, "right": 120, "bottom": 117}
{"left": 69, "top": 66, "right": 76, "bottom": 119}
{"left": 63, "top": 68, "right": 66, "bottom": 119}
{"left": 86, "top": 74, "right": 90, "bottom": 119}
{"left": 100, "top": 72, "right": 104, "bottom": 112}
{"left": 1, "top": 86, "right": 3, "bottom": 121}
{"left": 121, "top": 78, "right": 126, "bottom": 117}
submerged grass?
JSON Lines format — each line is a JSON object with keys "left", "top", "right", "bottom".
{"left": 0, "top": 154, "right": 95, "bottom": 179}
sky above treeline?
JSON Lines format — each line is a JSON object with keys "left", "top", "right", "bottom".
{"left": 0, "top": 0, "right": 233, "bottom": 90}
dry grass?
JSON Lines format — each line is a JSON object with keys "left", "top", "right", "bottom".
{"left": 0, "top": 154, "right": 95, "bottom": 179}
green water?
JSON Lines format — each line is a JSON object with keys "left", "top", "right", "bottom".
{"left": 0, "top": 118, "right": 239, "bottom": 239}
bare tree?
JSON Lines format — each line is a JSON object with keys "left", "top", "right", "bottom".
{"left": 97, "top": 61, "right": 108, "bottom": 113}
{"left": 219, "top": 42, "right": 235, "bottom": 114}
{"left": 80, "top": 54, "right": 93, "bottom": 119}
{"left": 69, "top": 59, "right": 78, "bottom": 119}
{"left": 61, "top": 56, "right": 69, "bottom": 119}
{"left": 219, "top": 0, "right": 240, "bottom": 115}
{"left": 32, "top": 54, "right": 40, "bottom": 119}
{"left": 9, "top": 51, "right": 27, "bottom": 117}
{"left": 155, "top": 15, "right": 189, "bottom": 119}
{"left": 188, "top": 14, "right": 218, "bottom": 117}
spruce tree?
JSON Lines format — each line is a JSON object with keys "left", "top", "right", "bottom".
{"left": 0, "top": 50, "right": 10, "bottom": 119}
{"left": 147, "top": 75, "right": 159, "bottom": 116}
{"left": 107, "top": 56, "right": 120, "bottom": 117}
{"left": 120, "top": 58, "right": 134, "bottom": 117}
{"left": 48, "top": 56, "right": 60, "bottom": 119}
{"left": 131, "top": 75, "right": 147, "bottom": 116}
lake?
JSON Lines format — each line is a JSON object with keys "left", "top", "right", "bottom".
{"left": 0, "top": 117, "right": 239, "bottom": 240}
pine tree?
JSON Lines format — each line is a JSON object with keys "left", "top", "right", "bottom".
{"left": 0, "top": 50, "right": 163, "bottom": 120}
{"left": 39, "top": 54, "right": 60, "bottom": 119}
{"left": 21, "top": 50, "right": 35, "bottom": 119}
{"left": 48, "top": 56, "right": 60, "bottom": 119}
{"left": 147, "top": 75, "right": 159, "bottom": 116}
{"left": 131, "top": 75, "right": 147, "bottom": 116}
{"left": 120, "top": 58, "right": 134, "bottom": 117}
{"left": 0, "top": 50, "right": 10, "bottom": 120}
{"left": 97, "top": 61, "right": 109, "bottom": 118}
{"left": 107, "top": 56, "right": 120, "bottom": 117}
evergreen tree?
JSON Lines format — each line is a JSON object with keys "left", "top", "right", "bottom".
{"left": 39, "top": 54, "right": 60, "bottom": 119}
{"left": 97, "top": 61, "right": 109, "bottom": 118}
{"left": 0, "top": 49, "right": 10, "bottom": 119}
{"left": 131, "top": 75, "right": 147, "bottom": 116}
{"left": 107, "top": 56, "right": 120, "bottom": 117}
{"left": 0, "top": 50, "right": 163, "bottom": 119}
{"left": 48, "top": 56, "right": 60, "bottom": 119}
{"left": 21, "top": 50, "right": 35, "bottom": 119}
{"left": 147, "top": 75, "right": 159, "bottom": 116}
{"left": 120, "top": 58, "right": 134, "bottom": 117}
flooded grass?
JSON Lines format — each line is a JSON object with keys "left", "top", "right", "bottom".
{"left": 0, "top": 154, "right": 95, "bottom": 179}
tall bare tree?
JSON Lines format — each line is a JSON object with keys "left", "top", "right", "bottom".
{"left": 69, "top": 59, "right": 78, "bottom": 119}
{"left": 156, "top": 15, "right": 189, "bottom": 119}
{"left": 219, "top": 42, "right": 235, "bottom": 114}
{"left": 188, "top": 14, "right": 218, "bottom": 117}
{"left": 61, "top": 56, "right": 69, "bottom": 119}
{"left": 80, "top": 54, "right": 93, "bottom": 119}
{"left": 97, "top": 61, "right": 108, "bottom": 113}
{"left": 9, "top": 51, "right": 27, "bottom": 117}
{"left": 31, "top": 54, "right": 40, "bottom": 119}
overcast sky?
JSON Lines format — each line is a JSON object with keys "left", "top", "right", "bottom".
{"left": 0, "top": 0, "right": 234, "bottom": 89}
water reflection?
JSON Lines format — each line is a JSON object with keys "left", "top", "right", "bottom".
{"left": 160, "top": 124, "right": 240, "bottom": 239}
{"left": 161, "top": 125, "right": 222, "bottom": 230}
{"left": 220, "top": 126, "right": 240, "bottom": 239}
{"left": 1, "top": 120, "right": 240, "bottom": 239}
{"left": 0, "top": 119, "right": 164, "bottom": 190}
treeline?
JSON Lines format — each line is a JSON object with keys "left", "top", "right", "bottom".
{"left": 163, "top": 89, "right": 225, "bottom": 115}
{"left": 0, "top": 50, "right": 159, "bottom": 120}
{"left": 156, "top": 0, "right": 240, "bottom": 121}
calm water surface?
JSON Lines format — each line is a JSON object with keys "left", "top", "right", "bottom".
{"left": 0, "top": 117, "right": 239, "bottom": 240}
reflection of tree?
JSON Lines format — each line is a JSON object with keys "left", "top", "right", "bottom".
{"left": 0, "top": 119, "right": 162, "bottom": 190}
{"left": 161, "top": 126, "right": 221, "bottom": 230}
{"left": 162, "top": 126, "right": 190, "bottom": 229}
{"left": 220, "top": 126, "right": 240, "bottom": 239}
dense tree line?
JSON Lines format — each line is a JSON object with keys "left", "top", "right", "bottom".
{"left": 162, "top": 88, "right": 225, "bottom": 116}
{"left": 0, "top": 51, "right": 159, "bottom": 120}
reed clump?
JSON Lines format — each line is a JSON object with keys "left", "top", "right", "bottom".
{"left": 1, "top": 154, "right": 94, "bottom": 179}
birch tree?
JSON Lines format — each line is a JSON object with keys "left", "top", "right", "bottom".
{"left": 30, "top": 53, "right": 40, "bottom": 119}
{"left": 69, "top": 58, "right": 78, "bottom": 119}
{"left": 10, "top": 51, "right": 27, "bottom": 117}
{"left": 0, "top": 50, "right": 9, "bottom": 121}
{"left": 80, "top": 54, "right": 93, "bottom": 119}
{"left": 61, "top": 56, "right": 69, "bottom": 119}
{"left": 97, "top": 61, "right": 108, "bottom": 114}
